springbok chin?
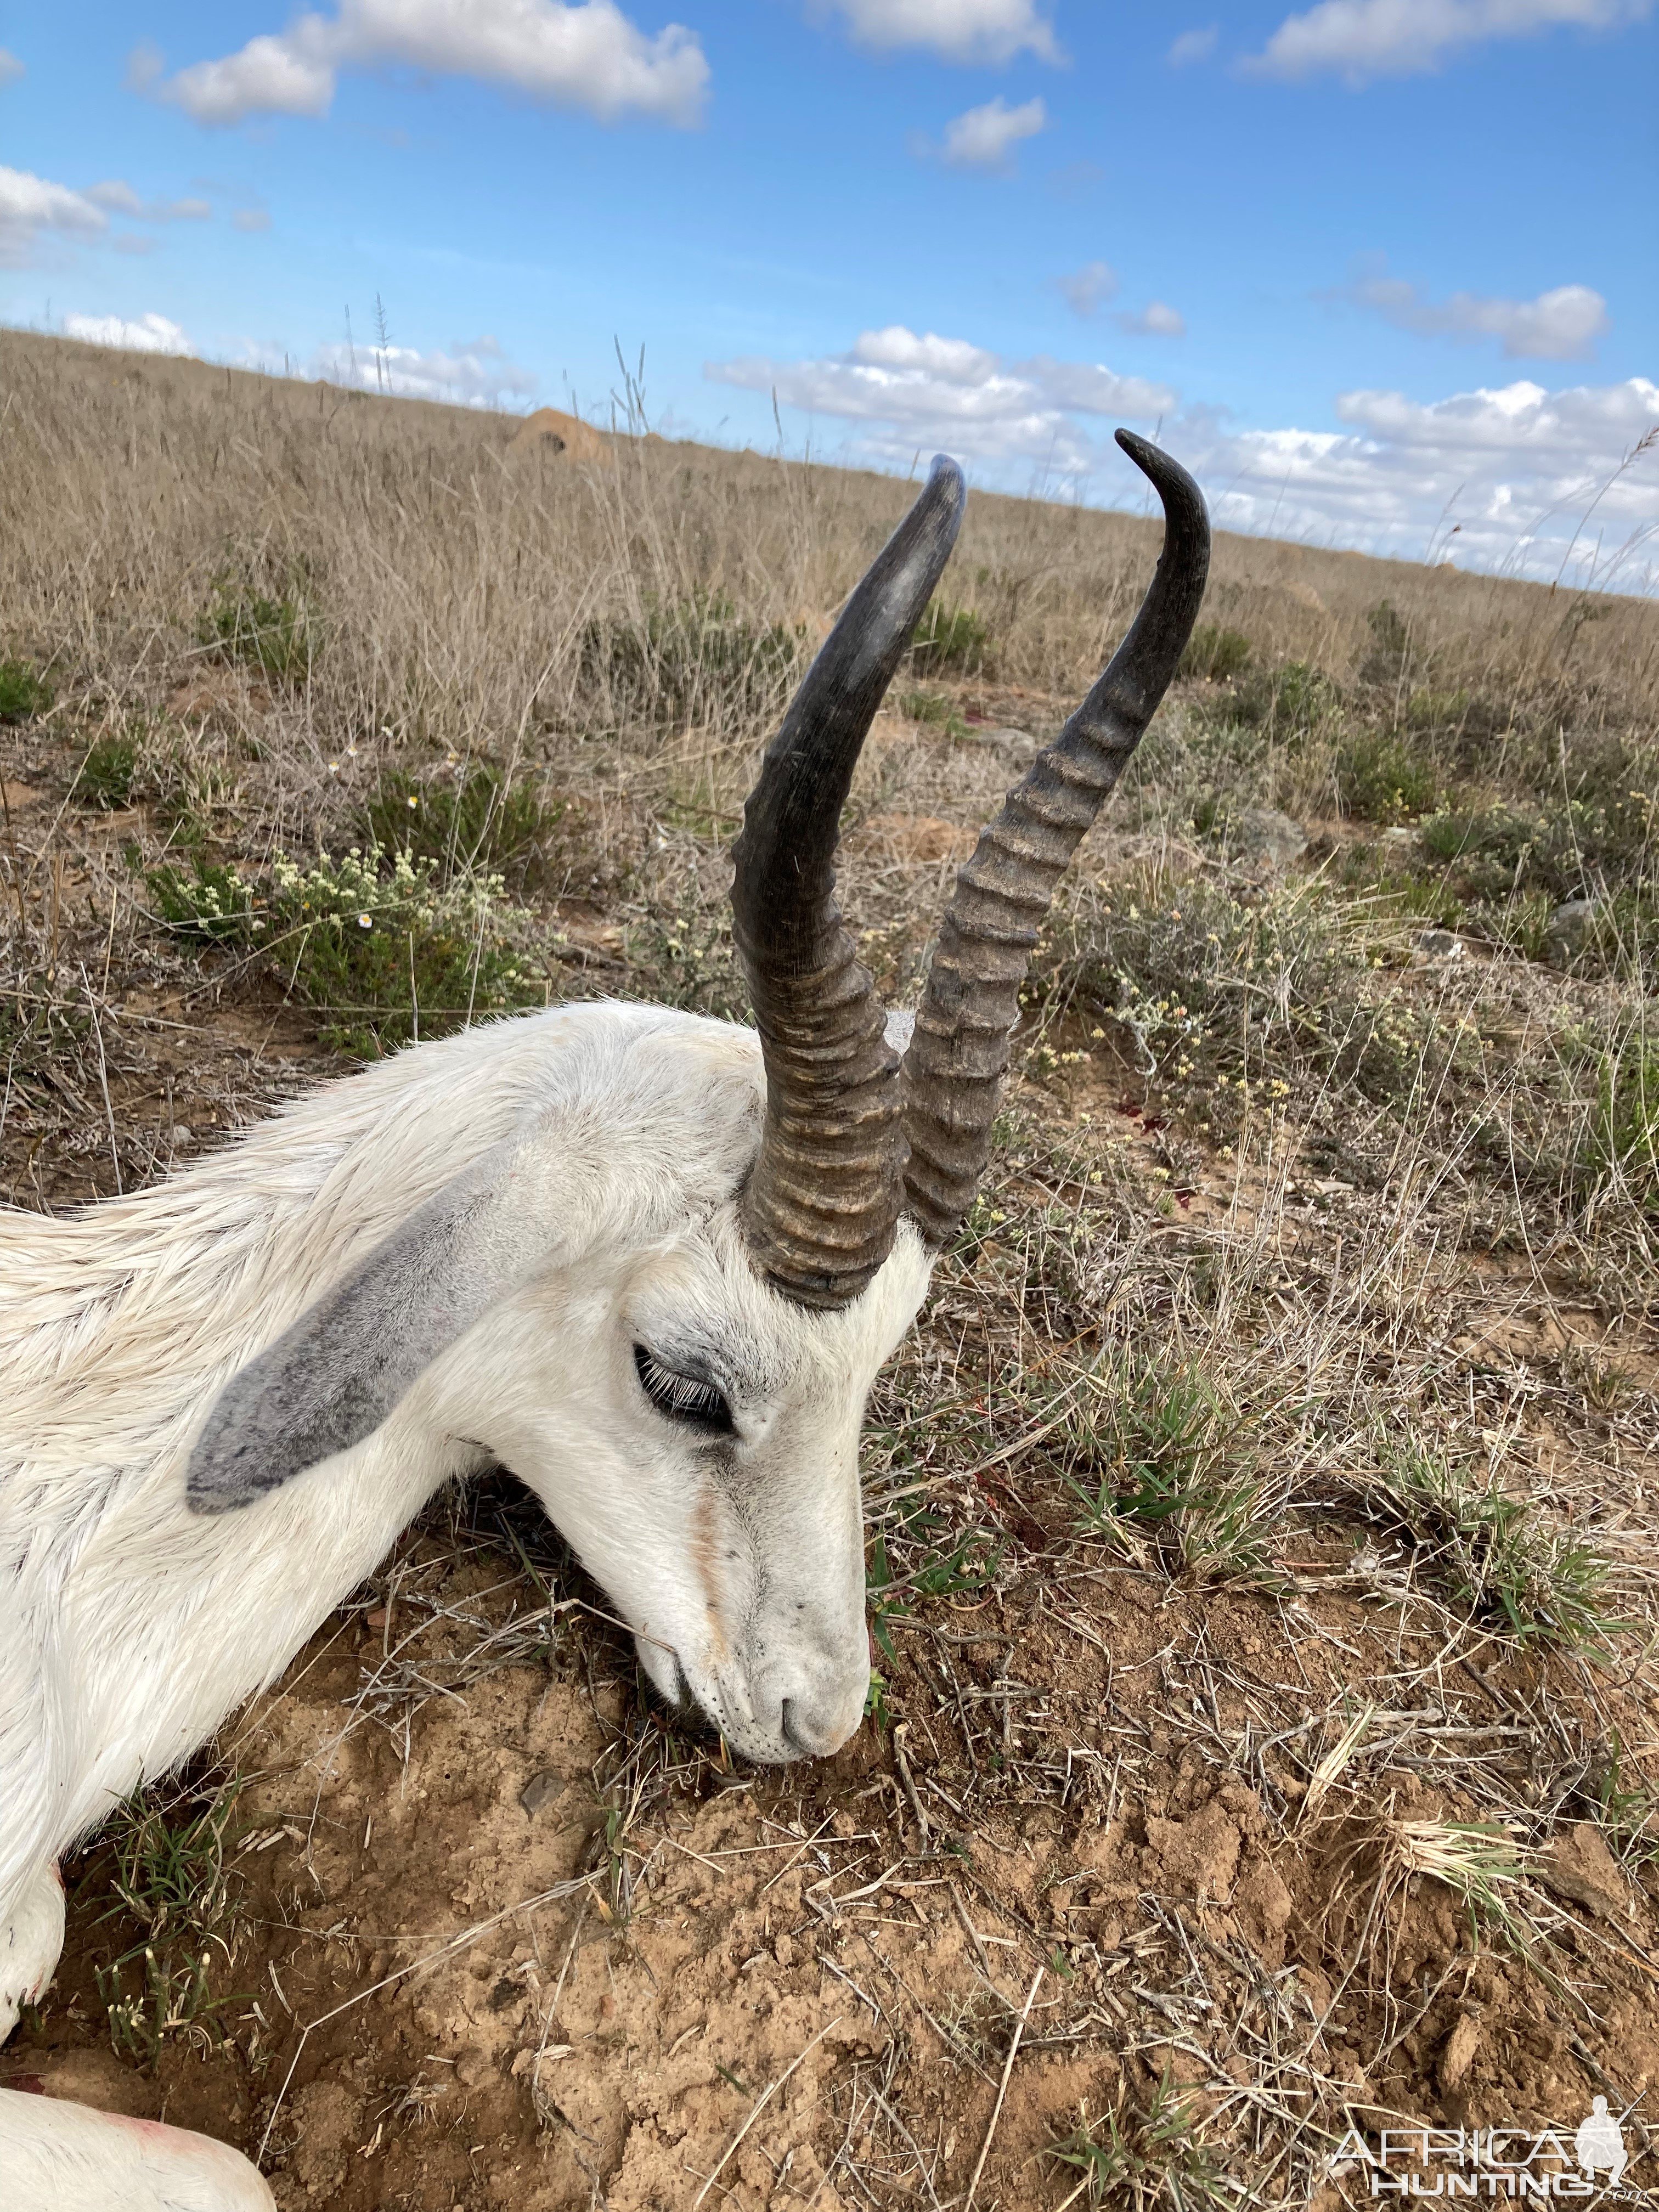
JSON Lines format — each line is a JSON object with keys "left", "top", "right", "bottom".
{"left": 1, "top": 432, "right": 1206, "bottom": 2210}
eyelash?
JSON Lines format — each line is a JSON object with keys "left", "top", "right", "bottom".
{"left": 633, "top": 1345, "right": 733, "bottom": 1435}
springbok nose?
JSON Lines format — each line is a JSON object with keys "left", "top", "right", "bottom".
{"left": 779, "top": 1685, "right": 865, "bottom": 1760}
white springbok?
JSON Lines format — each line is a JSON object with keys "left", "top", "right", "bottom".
{"left": 0, "top": 432, "right": 1209, "bottom": 2209}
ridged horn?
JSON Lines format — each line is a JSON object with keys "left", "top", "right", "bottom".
{"left": 900, "top": 431, "right": 1210, "bottom": 1246}
{"left": 731, "top": 454, "right": 967, "bottom": 1308}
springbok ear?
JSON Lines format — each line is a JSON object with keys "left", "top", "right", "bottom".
{"left": 185, "top": 1136, "right": 562, "bottom": 1516}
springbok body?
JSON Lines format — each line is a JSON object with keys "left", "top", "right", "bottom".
{"left": 1, "top": 433, "right": 1208, "bottom": 2208}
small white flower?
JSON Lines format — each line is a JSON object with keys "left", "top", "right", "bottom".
{"left": 358, "top": 912, "right": 373, "bottom": 930}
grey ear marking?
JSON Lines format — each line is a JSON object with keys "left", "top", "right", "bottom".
{"left": 185, "top": 1137, "right": 554, "bottom": 1516}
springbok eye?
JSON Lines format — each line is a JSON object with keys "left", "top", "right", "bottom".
{"left": 633, "top": 1345, "right": 733, "bottom": 1436}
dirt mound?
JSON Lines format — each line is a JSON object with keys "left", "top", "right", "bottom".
{"left": 506, "top": 408, "right": 609, "bottom": 462}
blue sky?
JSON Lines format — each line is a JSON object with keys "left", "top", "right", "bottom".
{"left": 3, "top": 2, "right": 1656, "bottom": 585}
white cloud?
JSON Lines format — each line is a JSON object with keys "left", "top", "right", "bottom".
{"left": 312, "top": 331, "right": 538, "bottom": 408}
{"left": 852, "top": 326, "right": 1000, "bottom": 379}
{"left": 1183, "top": 375, "right": 1659, "bottom": 586}
{"left": 826, "top": 0, "right": 1060, "bottom": 64}
{"left": 1168, "top": 24, "right": 1220, "bottom": 63}
{"left": 1246, "top": 0, "right": 1651, "bottom": 84}
{"left": 935, "top": 94, "right": 1046, "bottom": 173}
{"left": 63, "top": 311, "right": 193, "bottom": 354}
{"left": 1057, "top": 272, "right": 1186, "bottom": 337}
{"left": 1116, "top": 301, "right": 1187, "bottom": 337}
{"left": 155, "top": 35, "right": 335, "bottom": 123}
{"left": 232, "top": 207, "right": 273, "bottom": 233}
{"left": 706, "top": 325, "right": 1173, "bottom": 475}
{"left": 0, "top": 48, "right": 25, "bottom": 86}
{"left": 88, "top": 180, "right": 215, "bottom": 223}
{"left": 140, "top": 0, "right": 709, "bottom": 129}
{"left": 1055, "top": 259, "right": 1118, "bottom": 316}
{"left": 708, "top": 319, "right": 1658, "bottom": 588}
{"left": 1346, "top": 268, "right": 1609, "bottom": 359}
{"left": 87, "top": 180, "right": 144, "bottom": 216}
{"left": 0, "top": 165, "right": 109, "bottom": 266}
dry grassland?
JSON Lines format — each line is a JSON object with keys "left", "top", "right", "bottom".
{"left": 3, "top": 328, "right": 1658, "bottom": 2211}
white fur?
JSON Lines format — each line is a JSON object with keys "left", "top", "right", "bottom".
{"left": 0, "top": 1000, "right": 935, "bottom": 2208}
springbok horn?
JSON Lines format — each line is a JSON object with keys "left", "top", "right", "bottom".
{"left": 731, "top": 454, "right": 967, "bottom": 1307}
{"left": 901, "top": 431, "right": 1210, "bottom": 1246}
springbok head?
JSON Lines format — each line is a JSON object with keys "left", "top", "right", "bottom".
{"left": 188, "top": 432, "right": 1209, "bottom": 1764}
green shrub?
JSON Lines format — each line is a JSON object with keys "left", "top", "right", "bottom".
{"left": 1358, "top": 597, "right": 1413, "bottom": 688}
{"left": 1367, "top": 1435, "right": 1616, "bottom": 1652}
{"left": 75, "top": 731, "right": 139, "bottom": 809}
{"left": 898, "top": 687, "right": 951, "bottom": 725}
{"left": 365, "top": 764, "right": 559, "bottom": 879}
{"left": 92, "top": 1774, "right": 248, "bottom": 2065}
{"left": 1418, "top": 788, "right": 1656, "bottom": 969}
{"left": 909, "top": 599, "right": 990, "bottom": 677}
{"left": 1585, "top": 1027, "right": 1658, "bottom": 1215}
{"left": 1179, "top": 623, "right": 1252, "bottom": 682}
{"left": 624, "top": 909, "right": 748, "bottom": 1022}
{"left": 150, "top": 841, "right": 543, "bottom": 1056}
{"left": 149, "top": 856, "right": 257, "bottom": 943}
{"left": 1337, "top": 729, "right": 1440, "bottom": 822}
{"left": 198, "top": 584, "right": 314, "bottom": 682}
{"left": 0, "top": 980, "right": 90, "bottom": 1073}
{"left": 0, "top": 656, "right": 52, "bottom": 723}
{"left": 585, "top": 592, "right": 803, "bottom": 731}
{"left": 1049, "top": 2072, "right": 1227, "bottom": 2212}
{"left": 1405, "top": 685, "right": 1474, "bottom": 732}
{"left": 1060, "top": 1352, "right": 1274, "bottom": 1582}
{"left": 1229, "top": 658, "right": 1342, "bottom": 740}
{"left": 1471, "top": 886, "right": 1558, "bottom": 964}
{"left": 1036, "top": 873, "right": 1457, "bottom": 1125}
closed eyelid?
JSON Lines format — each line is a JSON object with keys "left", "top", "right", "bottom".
{"left": 634, "top": 1344, "right": 733, "bottom": 1430}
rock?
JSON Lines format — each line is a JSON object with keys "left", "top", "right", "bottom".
{"left": 1439, "top": 2010, "right": 1482, "bottom": 2091}
{"left": 1417, "top": 928, "right": 1465, "bottom": 960}
{"left": 1548, "top": 898, "right": 1598, "bottom": 962}
{"left": 1227, "top": 806, "right": 1307, "bottom": 872}
{"left": 520, "top": 1769, "right": 562, "bottom": 1816}
{"left": 1536, "top": 1822, "right": 1630, "bottom": 1923}
{"left": 507, "top": 407, "right": 608, "bottom": 462}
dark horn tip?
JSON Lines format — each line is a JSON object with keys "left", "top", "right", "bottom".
{"left": 917, "top": 453, "right": 967, "bottom": 544}
{"left": 1113, "top": 428, "right": 1209, "bottom": 529}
